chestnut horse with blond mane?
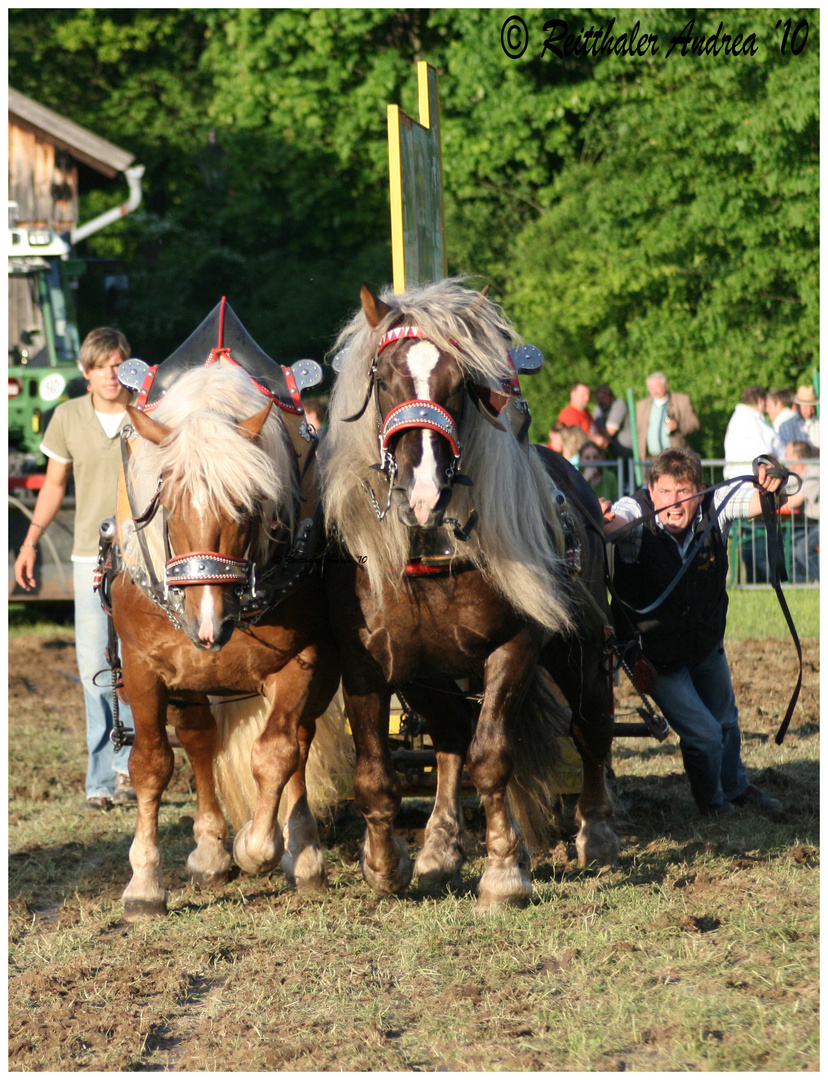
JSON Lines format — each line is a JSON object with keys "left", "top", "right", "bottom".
{"left": 322, "top": 279, "right": 619, "bottom": 911}
{"left": 108, "top": 307, "right": 344, "bottom": 919}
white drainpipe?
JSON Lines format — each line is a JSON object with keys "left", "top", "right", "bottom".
{"left": 70, "top": 164, "right": 145, "bottom": 245}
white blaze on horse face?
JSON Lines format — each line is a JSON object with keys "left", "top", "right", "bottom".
{"left": 405, "top": 340, "right": 441, "bottom": 399}
{"left": 405, "top": 341, "right": 443, "bottom": 525}
{"left": 197, "top": 586, "right": 218, "bottom": 645}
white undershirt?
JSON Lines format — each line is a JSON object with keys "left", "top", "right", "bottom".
{"left": 95, "top": 409, "right": 126, "bottom": 438}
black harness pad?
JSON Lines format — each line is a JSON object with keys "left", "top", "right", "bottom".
{"left": 144, "top": 298, "right": 295, "bottom": 410}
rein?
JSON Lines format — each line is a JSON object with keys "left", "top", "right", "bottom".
{"left": 606, "top": 459, "right": 803, "bottom": 744}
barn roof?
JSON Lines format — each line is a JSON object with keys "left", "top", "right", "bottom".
{"left": 9, "top": 87, "right": 135, "bottom": 178}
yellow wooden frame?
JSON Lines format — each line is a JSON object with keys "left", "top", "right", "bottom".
{"left": 387, "top": 61, "right": 447, "bottom": 294}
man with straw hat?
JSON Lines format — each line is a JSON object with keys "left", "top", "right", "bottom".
{"left": 794, "top": 385, "right": 820, "bottom": 447}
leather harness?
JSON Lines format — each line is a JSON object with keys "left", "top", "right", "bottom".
{"left": 99, "top": 298, "right": 325, "bottom": 639}
{"left": 345, "top": 325, "right": 534, "bottom": 536}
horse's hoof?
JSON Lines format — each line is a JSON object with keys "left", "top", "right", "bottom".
{"left": 123, "top": 897, "right": 167, "bottom": 920}
{"left": 187, "top": 868, "right": 230, "bottom": 888}
{"left": 415, "top": 846, "right": 464, "bottom": 892}
{"left": 186, "top": 847, "right": 232, "bottom": 887}
{"left": 475, "top": 891, "right": 530, "bottom": 915}
{"left": 233, "top": 821, "right": 282, "bottom": 876}
{"left": 282, "top": 847, "right": 327, "bottom": 892}
{"left": 361, "top": 836, "right": 413, "bottom": 895}
{"left": 295, "top": 875, "right": 327, "bottom": 894}
{"left": 476, "top": 859, "right": 532, "bottom": 913}
{"left": 417, "top": 866, "right": 463, "bottom": 893}
{"left": 575, "top": 819, "right": 620, "bottom": 868}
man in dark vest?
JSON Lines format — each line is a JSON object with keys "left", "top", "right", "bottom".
{"left": 603, "top": 448, "right": 783, "bottom": 817}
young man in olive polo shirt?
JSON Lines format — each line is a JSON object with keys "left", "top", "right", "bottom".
{"left": 14, "top": 328, "right": 137, "bottom": 811}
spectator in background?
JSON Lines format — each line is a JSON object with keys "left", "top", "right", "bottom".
{"left": 560, "top": 425, "right": 589, "bottom": 465}
{"left": 580, "top": 440, "right": 618, "bottom": 502}
{"left": 301, "top": 394, "right": 327, "bottom": 437}
{"left": 546, "top": 420, "right": 565, "bottom": 454}
{"left": 723, "top": 385, "right": 785, "bottom": 480}
{"left": 635, "top": 372, "right": 699, "bottom": 461}
{"left": 592, "top": 384, "right": 633, "bottom": 460}
{"left": 785, "top": 440, "right": 820, "bottom": 582}
{"left": 557, "top": 381, "right": 595, "bottom": 435}
{"left": 794, "top": 385, "right": 820, "bottom": 447}
{"left": 767, "top": 388, "right": 807, "bottom": 446}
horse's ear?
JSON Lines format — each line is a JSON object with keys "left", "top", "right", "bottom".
{"left": 237, "top": 399, "right": 273, "bottom": 441}
{"left": 360, "top": 282, "right": 392, "bottom": 328}
{"left": 127, "top": 405, "right": 172, "bottom": 445}
{"left": 467, "top": 285, "right": 492, "bottom": 316}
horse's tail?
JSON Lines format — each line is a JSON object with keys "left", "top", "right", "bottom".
{"left": 211, "top": 690, "right": 354, "bottom": 833}
{"left": 507, "top": 667, "right": 583, "bottom": 850}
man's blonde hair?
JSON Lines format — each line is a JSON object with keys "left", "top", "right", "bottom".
{"left": 78, "top": 327, "right": 130, "bottom": 374}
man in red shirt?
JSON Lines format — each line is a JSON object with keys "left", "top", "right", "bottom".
{"left": 558, "top": 381, "right": 594, "bottom": 434}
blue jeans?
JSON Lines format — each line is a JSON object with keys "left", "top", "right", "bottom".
{"left": 73, "top": 561, "right": 134, "bottom": 797}
{"left": 650, "top": 643, "right": 748, "bottom": 811}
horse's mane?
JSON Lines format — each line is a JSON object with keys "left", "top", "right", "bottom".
{"left": 127, "top": 361, "right": 297, "bottom": 565}
{"left": 321, "top": 278, "right": 574, "bottom": 635}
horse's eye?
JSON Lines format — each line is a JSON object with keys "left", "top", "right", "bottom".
{"left": 375, "top": 377, "right": 389, "bottom": 393}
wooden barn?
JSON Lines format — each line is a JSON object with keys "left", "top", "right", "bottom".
{"left": 8, "top": 86, "right": 136, "bottom": 232}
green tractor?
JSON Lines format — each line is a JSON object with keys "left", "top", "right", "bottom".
{"left": 8, "top": 217, "right": 88, "bottom": 600}
{"left": 8, "top": 214, "right": 87, "bottom": 473}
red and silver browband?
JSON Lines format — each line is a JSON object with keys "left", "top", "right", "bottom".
{"left": 374, "top": 327, "right": 461, "bottom": 458}
{"left": 376, "top": 325, "right": 430, "bottom": 354}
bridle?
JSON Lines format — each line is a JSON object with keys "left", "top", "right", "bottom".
{"left": 122, "top": 452, "right": 270, "bottom": 621}
{"left": 118, "top": 427, "right": 317, "bottom": 636}
{"left": 345, "top": 325, "right": 508, "bottom": 523}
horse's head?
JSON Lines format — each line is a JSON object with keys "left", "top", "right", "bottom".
{"left": 128, "top": 400, "right": 273, "bottom": 651}
{"left": 360, "top": 284, "right": 466, "bottom": 529}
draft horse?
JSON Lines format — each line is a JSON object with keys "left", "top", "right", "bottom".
{"left": 107, "top": 302, "right": 341, "bottom": 918}
{"left": 322, "top": 279, "right": 619, "bottom": 911}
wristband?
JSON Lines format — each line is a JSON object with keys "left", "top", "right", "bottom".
{"left": 19, "top": 543, "right": 38, "bottom": 551}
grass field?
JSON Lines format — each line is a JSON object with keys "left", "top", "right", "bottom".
{"left": 7, "top": 609, "right": 819, "bottom": 1071}
{"left": 724, "top": 585, "right": 820, "bottom": 640}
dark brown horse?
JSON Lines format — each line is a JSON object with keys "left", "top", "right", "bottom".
{"left": 322, "top": 279, "right": 618, "bottom": 911}
{"left": 110, "top": 356, "right": 343, "bottom": 918}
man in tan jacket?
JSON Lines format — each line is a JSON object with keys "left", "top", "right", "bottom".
{"left": 635, "top": 372, "right": 700, "bottom": 461}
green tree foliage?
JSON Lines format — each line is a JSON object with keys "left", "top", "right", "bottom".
{"left": 502, "top": 11, "right": 819, "bottom": 452}
{"left": 8, "top": 9, "right": 819, "bottom": 454}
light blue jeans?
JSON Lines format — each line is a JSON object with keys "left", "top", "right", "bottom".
{"left": 73, "top": 561, "right": 134, "bottom": 797}
{"left": 650, "top": 643, "right": 749, "bottom": 811}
